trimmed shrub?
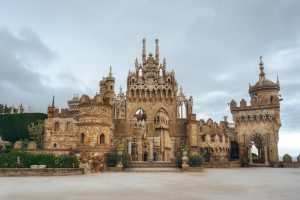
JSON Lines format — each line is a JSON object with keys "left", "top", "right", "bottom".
{"left": 0, "top": 151, "right": 79, "bottom": 168}
{"left": 105, "top": 151, "right": 131, "bottom": 168}
{"left": 106, "top": 152, "right": 118, "bottom": 167}
{"left": 176, "top": 155, "right": 183, "bottom": 168}
{"left": 240, "top": 158, "right": 249, "bottom": 167}
{"left": 122, "top": 152, "right": 132, "bottom": 168}
{"left": 188, "top": 155, "right": 203, "bottom": 167}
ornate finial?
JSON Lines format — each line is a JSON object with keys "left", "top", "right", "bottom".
{"left": 109, "top": 66, "right": 112, "bottom": 77}
{"left": 119, "top": 86, "right": 123, "bottom": 93}
{"left": 149, "top": 52, "right": 153, "bottom": 57}
{"left": 259, "top": 56, "right": 265, "bottom": 80}
{"left": 135, "top": 57, "right": 139, "bottom": 67}
{"left": 163, "top": 57, "right": 166, "bottom": 66}
{"left": 52, "top": 95, "right": 55, "bottom": 107}
{"left": 142, "top": 38, "right": 146, "bottom": 62}
{"left": 155, "top": 39, "right": 159, "bottom": 62}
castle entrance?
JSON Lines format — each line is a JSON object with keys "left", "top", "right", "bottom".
{"left": 248, "top": 133, "right": 269, "bottom": 165}
{"left": 230, "top": 141, "right": 239, "bottom": 160}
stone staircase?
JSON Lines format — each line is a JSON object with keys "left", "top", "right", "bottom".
{"left": 125, "top": 161, "right": 180, "bottom": 172}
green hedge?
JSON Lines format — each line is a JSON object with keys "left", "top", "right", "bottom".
{"left": 106, "top": 151, "right": 131, "bottom": 168}
{"left": 0, "top": 151, "right": 79, "bottom": 168}
{"left": 188, "top": 155, "right": 203, "bottom": 167}
{"left": 0, "top": 113, "right": 47, "bottom": 142}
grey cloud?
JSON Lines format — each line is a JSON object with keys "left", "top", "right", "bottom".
{"left": 0, "top": 0, "right": 299, "bottom": 137}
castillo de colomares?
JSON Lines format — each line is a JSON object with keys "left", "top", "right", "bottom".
{"left": 1, "top": 1, "right": 300, "bottom": 200}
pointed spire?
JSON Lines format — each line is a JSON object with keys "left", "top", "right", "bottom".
{"left": 142, "top": 38, "right": 146, "bottom": 63}
{"left": 163, "top": 57, "right": 166, "bottom": 66}
{"left": 259, "top": 56, "right": 265, "bottom": 80}
{"left": 277, "top": 75, "right": 280, "bottom": 84}
{"left": 135, "top": 57, "right": 139, "bottom": 68}
{"left": 109, "top": 66, "right": 113, "bottom": 77}
{"left": 155, "top": 39, "right": 159, "bottom": 62}
{"left": 52, "top": 95, "right": 55, "bottom": 107}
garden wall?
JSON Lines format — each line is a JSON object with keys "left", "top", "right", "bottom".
{"left": 204, "top": 161, "right": 240, "bottom": 168}
{"left": 0, "top": 168, "right": 84, "bottom": 176}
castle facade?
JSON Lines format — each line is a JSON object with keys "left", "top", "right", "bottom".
{"left": 43, "top": 39, "right": 281, "bottom": 165}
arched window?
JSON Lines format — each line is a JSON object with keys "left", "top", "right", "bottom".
{"left": 100, "top": 133, "right": 105, "bottom": 144}
{"left": 80, "top": 133, "right": 85, "bottom": 144}
{"left": 65, "top": 122, "right": 71, "bottom": 131}
{"left": 54, "top": 122, "right": 59, "bottom": 132}
{"left": 270, "top": 96, "right": 273, "bottom": 104}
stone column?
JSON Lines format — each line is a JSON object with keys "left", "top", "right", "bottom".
{"left": 149, "top": 138, "right": 153, "bottom": 161}
{"left": 249, "top": 147, "right": 253, "bottom": 165}
{"left": 170, "top": 138, "right": 175, "bottom": 160}
{"left": 128, "top": 139, "right": 132, "bottom": 155}
{"left": 264, "top": 146, "right": 269, "bottom": 165}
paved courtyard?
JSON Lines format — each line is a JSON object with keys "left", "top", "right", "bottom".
{"left": 0, "top": 168, "right": 300, "bottom": 200}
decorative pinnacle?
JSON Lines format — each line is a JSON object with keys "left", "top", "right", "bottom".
{"left": 119, "top": 86, "right": 123, "bottom": 93}
{"left": 135, "top": 57, "right": 139, "bottom": 68}
{"left": 163, "top": 57, "right": 166, "bottom": 66}
{"left": 109, "top": 66, "right": 113, "bottom": 77}
{"left": 155, "top": 38, "right": 159, "bottom": 62}
{"left": 142, "top": 38, "right": 146, "bottom": 61}
{"left": 52, "top": 95, "right": 55, "bottom": 107}
{"left": 259, "top": 56, "right": 265, "bottom": 79}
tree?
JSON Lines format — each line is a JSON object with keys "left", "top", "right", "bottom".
{"left": 0, "top": 104, "right": 3, "bottom": 114}
{"left": 28, "top": 120, "right": 44, "bottom": 148}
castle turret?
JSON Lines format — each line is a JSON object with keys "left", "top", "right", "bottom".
{"left": 47, "top": 96, "right": 57, "bottom": 118}
{"left": 99, "top": 67, "right": 115, "bottom": 104}
{"left": 230, "top": 57, "right": 282, "bottom": 164}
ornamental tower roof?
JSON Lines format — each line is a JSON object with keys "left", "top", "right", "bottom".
{"left": 249, "top": 56, "right": 280, "bottom": 94}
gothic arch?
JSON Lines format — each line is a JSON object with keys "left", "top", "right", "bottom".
{"left": 100, "top": 133, "right": 105, "bottom": 144}
{"left": 80, "top": 133, "right": 85, "bottom": 144}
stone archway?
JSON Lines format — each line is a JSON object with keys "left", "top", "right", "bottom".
{"left": 248, "top": 133, "right": 269, "bottom": 165}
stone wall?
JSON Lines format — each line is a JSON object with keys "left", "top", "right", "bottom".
{"left": 0, "top": 168, "right": 84, "bottom": 177}
{"left": 203, "top": 161, "right": 241, "bottom": 168}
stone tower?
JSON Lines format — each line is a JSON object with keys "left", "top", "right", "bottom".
{"left": 230, "top": 57, "right": 281, "bottom": 164}
{"left": 124, "top": 38, "right": 177, "bottom": 161}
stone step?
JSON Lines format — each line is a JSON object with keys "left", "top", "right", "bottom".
{"left": 249, "top": 163, "right": 270, "bottom": 167}
{"left": 130, "top": 161, "right": 177, "bottom": 168}
{"left": 125, "top": 167, "right": 181, "bottom": 172}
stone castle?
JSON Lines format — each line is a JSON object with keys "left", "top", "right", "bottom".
{"left": 43, "top": 39, "right": 281, "bottom": 165}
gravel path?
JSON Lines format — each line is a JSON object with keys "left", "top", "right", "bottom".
{"left": 1, "top": 168, "right": 299, "bottom": 200}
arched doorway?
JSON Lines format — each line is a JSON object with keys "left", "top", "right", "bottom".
{"left": 204, "top": 148, "right": 212, "bottom": 162}
{"left": 248, "top": 133, "right": 268, "bottom": 164}
{"left": 143, "top": 152, "right": 148, "bottom": 161}
{"left": 230, "top": 141, "right": 239, "bottom": 160}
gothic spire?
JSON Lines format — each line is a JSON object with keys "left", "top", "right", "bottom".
{"left": 52, "top": 95, "right": 55, "bottom": 107}
{"left": 142, "top": 38, "right": 146, "bottom": 63}
{"left": 109, "top": 66, "right": 113, "bottom": 77}
{"left": 155, "top": 39, "right": 159, "bottom": 62}
{"left": 259, "top": 56, "right": 265, "bottom": 80}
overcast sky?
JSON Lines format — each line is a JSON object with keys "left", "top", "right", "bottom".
{"left": 0, "top": 0, "right": 299, "bottom": 156}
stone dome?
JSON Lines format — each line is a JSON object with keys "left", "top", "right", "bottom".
{"left": 249, "top": 57, "right": 280, "bottom": 94}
